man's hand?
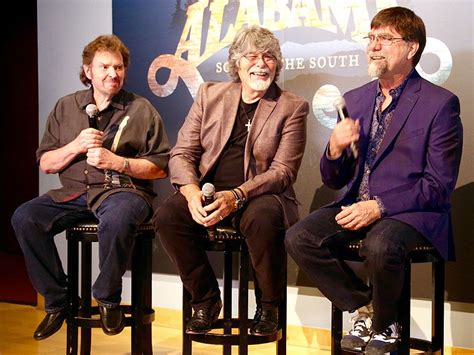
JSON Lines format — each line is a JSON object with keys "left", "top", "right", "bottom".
{"left": 180, "top": 184, "right": 210, "bottom": 226}
{"left": 328, "top": 118, "right": 360, "bottom": 159}
{"left": 335, "top": 200, "right": 381, "bottom": 230}
{"left": 180, "top": 185, "right": 237, "bottom": 227}
{"left": 86, "top": 148, "right": 121, "bottom": 170}
{"left": 72, "top": 128, "right": 103, "bottom": 154}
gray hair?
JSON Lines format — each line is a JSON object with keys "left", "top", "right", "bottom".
{"left": 227, "top": 25, "right": 283, "bottom": 82}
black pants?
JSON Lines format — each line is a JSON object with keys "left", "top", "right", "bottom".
{"left": 153, "top": 192, "right": 286, "bottom": 310}
{"left": 285, "top": 207, "right": 427, "bottom": 332}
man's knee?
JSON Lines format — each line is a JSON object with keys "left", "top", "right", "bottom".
{"left": 285, "top": 222, "right": 308, "bottom": 256}
{"left": 239, "top": 195, "right": 284, "bottom": 235}
{"left": 11, "top": 200, "right": 37, "bottom": 234}
{"left": 362, "top": 227, "right": 406, "bottom": 266}
{"left": 153, "top": 203, "right": 171, "bottom": 234}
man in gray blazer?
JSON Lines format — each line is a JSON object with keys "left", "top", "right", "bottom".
{"left": 285, "top": 6, "right": 462, "bottom": 355}
{"left": 154, "top": 25, "right": 308, "bottom": 336}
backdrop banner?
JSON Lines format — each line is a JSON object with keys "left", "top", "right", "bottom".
{"left": 113, "top": 0, "right": 473, "bottom": 302}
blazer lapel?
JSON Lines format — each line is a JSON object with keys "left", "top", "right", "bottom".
{"left": 244, "top": 84, "right": 279, "bottom": 174}
{"left": 372, "top": 75, "right": 421, "bottom": 167}
{"left": 358, "top": 83, "right": 377, "bottom": 160}
{"left": 220, "top": 83, "right": 241, "bottom": 145}
{"left": 347, "top": 82, "right": 376, "bottom": 189}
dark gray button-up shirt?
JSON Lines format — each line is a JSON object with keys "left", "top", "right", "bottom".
{"left": 37, "top": 88, "right": 170, "bottom": 210}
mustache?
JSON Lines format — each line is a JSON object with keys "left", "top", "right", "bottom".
{"left": 250, "top": 68, "right": 270, "bottom": 74}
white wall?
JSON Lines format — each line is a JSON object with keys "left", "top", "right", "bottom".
{"left": 37, "top": 0, "right": 473, "bottom": 350}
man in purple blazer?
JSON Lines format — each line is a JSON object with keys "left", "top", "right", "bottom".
{"left": 285, "top": 6, "right": 462, "bottom": 355}
{"left": 154, "top": 26, "right": 308, "bottom": 335}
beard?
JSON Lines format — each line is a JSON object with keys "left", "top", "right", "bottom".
{"left": 368, "top": 59, "right": 388, "bottom": 78}
{"left": 248, "top": 76, "right": 273, "bottom": 92}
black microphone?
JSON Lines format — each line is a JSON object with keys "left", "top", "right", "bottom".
{"left": 333, "top": 97, "right": 358, "bottom": 159}
{"left": 85, "top": 104, "right": 99, "bottom": 129}
{"left": 202, "top": 183, "right": 216, "bottom": 241}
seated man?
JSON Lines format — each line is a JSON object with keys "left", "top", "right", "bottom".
{"left": 154, "top": 25, "right": 308, "bottom": 336}
{"left": 285, "top": 6, "right": 462, "bottom": 355}
{"left": 11, "top": 34, "right": 170, "bottom": 340}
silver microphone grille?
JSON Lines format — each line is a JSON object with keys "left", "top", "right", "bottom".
{"left": 333, "top": 97, "right": 346, "bottom": 110}
{"left": 85, "top": 104, "right": 98, "bottom": 118}
{"left": 202, "top": 183, "right": 215, "bottom": 197}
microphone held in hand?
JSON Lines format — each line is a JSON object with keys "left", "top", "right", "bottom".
{"left": 333, "top": 97, "right": 358, "bottom": 159}
{"left": 85, "top": 104, "right": 99, "bottom": 129}
{"left": 202, "top": 183, "right": 216, "bottom": 241}
{"left": 202, "top": 182, "right": 215, "bottom": 206}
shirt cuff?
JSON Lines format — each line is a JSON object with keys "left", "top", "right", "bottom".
{"left": 373, "top": 196, "right": 386, "bottom": 217}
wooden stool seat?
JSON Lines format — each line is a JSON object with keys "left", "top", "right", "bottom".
{"left": 183, "top": 226, "right": 287, "bottom": 355}
{"left": 331, "top": 240, "right": 445, "bottom": 355}
{"left": 66, "top": 220, "right": 155, "bottom": 355}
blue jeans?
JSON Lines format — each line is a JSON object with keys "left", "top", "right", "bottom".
{"left": 11, "top": 192, "right": 150, "bottom": 313}
{"left": 285, "top": 207, "right": 427, "bottom": 332}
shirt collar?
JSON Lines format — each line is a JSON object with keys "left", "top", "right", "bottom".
{"left": 376, "top": 68, "right": 415, "bottom": 100}
{"left": 79, "top": 88, "right": 128, "bottom": 112}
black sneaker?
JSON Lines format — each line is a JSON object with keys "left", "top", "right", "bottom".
{"left": 341, "top": 314, "right": 373, "bottom": 351}
{"left": 365, "top": 323, "right": 400, "bottom": 355}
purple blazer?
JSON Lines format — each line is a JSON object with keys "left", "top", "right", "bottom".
{"left": 321, "top": 70, "right": 463, "bottom": 260}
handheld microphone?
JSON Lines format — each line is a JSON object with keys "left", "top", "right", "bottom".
{"left": 333, "top": 97, "right": 358, "bottom": 159}
{"left": 85, "top": 104, "right": 99, "bottom": 129}
{"left": 202, "top": 183, "right": 216, "bottom": 241}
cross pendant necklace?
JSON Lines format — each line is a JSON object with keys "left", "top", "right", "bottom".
{"left": 245, "top": 119, "right": 252, "bottom": 132}
{"left": 240, "top": 103, "right": 253, "bottom": 132}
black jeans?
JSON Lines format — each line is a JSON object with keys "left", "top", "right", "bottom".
{"left": 285, "top": 207, "right": 426, "bottom": 332}
{"left": 153, "top": 192, "right": 286, "bottom": 310}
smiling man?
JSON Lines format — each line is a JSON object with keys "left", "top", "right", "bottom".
{"left": 12, "top": 34, "right": 170, "bottom": 341}
{"left": 285, "top": 6, "right": 463, "bottom": 355}
{"left": 154, "top": 25, "right": 308, "bottom": 336}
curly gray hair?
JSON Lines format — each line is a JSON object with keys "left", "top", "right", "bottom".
{"left": 227, "top": 25, "right": 283, "bottom": 82}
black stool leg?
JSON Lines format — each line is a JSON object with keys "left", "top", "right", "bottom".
{"left": 398, "top": 262, "right": 411, "bottom": 355}
{"left": 144, "top": 236, "right": 154, "bottom": 355}
{"left": 223, "top": 249, "right": 233, "bottom": 355}
{"left": 331, "top": 304, "right": 343, "bottom": 355}
{"left": 432, "top": 259, "right": 445, "bottom": 354}
{"left": 132, "top": 233, "right": 153, "bottom": 355}
{"left": 238, "top": 244, "right": 249, "bottom": 355}
{"left": 183, "top": 288, "right": 192, "bottom": 355}
{"left": 132, "top": 238, "right": 141, "bottom": 355}
{"left": 80, "top": 241, "right": 92, "bottom": 355}
{"left": 67, "top": 234, "right": 79, "bottom": 355}
{"left": 277, "top": 268, "right": 287, "bottom": 355}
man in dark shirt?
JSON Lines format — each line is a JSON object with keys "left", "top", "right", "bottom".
{"left": 11, "top": 34, "right": 170, "bottom": 340}
{"left": 154, "top": 25, "right": 308, "bottom": 336}
{"left": 285, "top": 7, "right": 462, "bottom": 355}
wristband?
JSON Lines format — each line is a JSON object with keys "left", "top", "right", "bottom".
{"left": 122, "top": 158, "right": 130, "bottom": 173}
{"left": 232, "top": 188, "right": 246, "bottom": 210}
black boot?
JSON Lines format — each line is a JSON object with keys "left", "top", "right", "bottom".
{"left": 250, "top": 307, "right": 279, "bottom": 336}
{"left": 186, "top": 300, "right": 222, "bottom": 334}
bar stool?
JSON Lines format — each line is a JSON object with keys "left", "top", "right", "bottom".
{"left": 65, "top": 219, "right": 155, "bottom": 355}
{"left": 331, "top": 241, "right": 445, "bottom": 355}
{"left": 182, "top": 226, "right": 287, "bottom": 355}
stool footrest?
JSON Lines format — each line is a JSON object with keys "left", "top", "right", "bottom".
{"left": 69, "top": 305, "right": 155, "bottom": 329}
{"left": 410, "top": 338, "right": 437, "bottom": 352}
{"left": 187, "top": 327, "right": 282, "bottom": 345}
